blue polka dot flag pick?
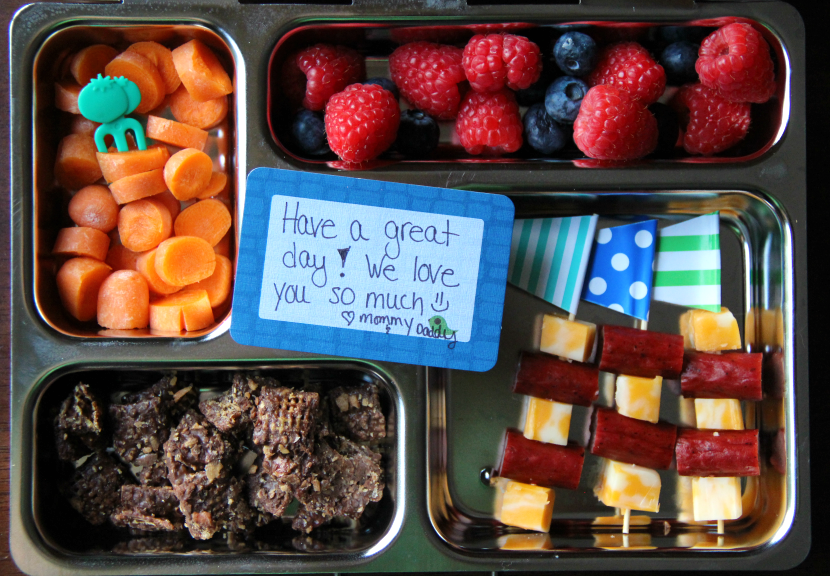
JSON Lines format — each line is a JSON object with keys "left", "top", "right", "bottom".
{"left": 581, "top": 220, "right": 658, "bottom": 321}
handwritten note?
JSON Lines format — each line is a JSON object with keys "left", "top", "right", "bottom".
{"left": 231, "top": 168, "right": 514, "bottom": 372}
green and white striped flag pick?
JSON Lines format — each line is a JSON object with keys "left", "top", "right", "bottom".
{"left": 653, "top": 212, "right": 721, "bottom": 312}
{"left": 508, "top": 215, "right": 598, "bottom": 315}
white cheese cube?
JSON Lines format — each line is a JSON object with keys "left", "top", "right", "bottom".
{"left": 615, "top": 375, "right": 662, "bottom": 423}
{"left": 694, "top": 398, "right": 744, "bottom": 430}
{"left": 594, "top": 459, "right": 661, "bottom": 513}
{"left": 493, "top": 477, "right": 555, "bottom": 533}
{"left": 523, "top": 397, "right": 572, "bottom": 446}
{"left": 540, "top": 314, "right": 596, "bottom": 362}
{"left": 692, "top": 476, "right": 742, "bottom": 521}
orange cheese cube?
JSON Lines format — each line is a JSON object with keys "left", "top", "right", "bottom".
{"left": 594, "top": 459, "right": 661, "bottom": 513}
{"left": 523, "top": 397, "right": 572, "bottom": 446}
{"left": 493, "top": 478, "right": 555, "bottom": 533}
{"left": 540, "top": 314, "right": 596, "bottom": 362}
{"left": 497, "top": 533, "right": 552, "bottom": 550}
{"left": 680, "top": 307, "right": 742, "bottom": 352}
{"left": 615, "top": 375, "right": 662, "bottom": 424}
{"left": 692, "top": 476, "right": 742, "bottom": 521}
{"left": 694, "top": 398, "right": 744, "bottom": 430}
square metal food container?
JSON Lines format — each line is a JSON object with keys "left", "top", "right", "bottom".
{"left": 9, "top": 0, "right": 809, "bottom": 574}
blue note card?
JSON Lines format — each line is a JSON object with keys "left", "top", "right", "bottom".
{"left": 231, "top": 168, "right": 515, "bottom": 372}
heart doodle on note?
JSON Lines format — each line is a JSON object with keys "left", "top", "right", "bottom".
{"left": 341, "top": 311, "right": 355, "bottom": 326}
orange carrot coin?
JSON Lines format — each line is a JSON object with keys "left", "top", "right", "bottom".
{"left": 173, "top": 199, "right": 232, "bottom": 246}
{"left": 69, "top": 116, "right": 101, "bottom": 137}
{"left": 154, "top": 236, "right": 216, "bottom": 286}
{"left": 188, "top": 254, "right": 232, "bottom": 308}
{"left": 104, "top": 50, "right": 166, "bottom": 114}
{"left": 56, "top": 257, "right": 112, "bottom": 322}
{"left": 68, "top": 185, "right": 119, "bottom": 232}
{"left": 126, "top": 41, "right": 181, "bottom": 94}
{"left": 149, "top": 288, "right": 214, "bottom": 332}
{"left": 97, "top": 144, "right": 170, "bottom": 183}
{"left": 105, "top": 243, "right": 141, "bottom": 271}
{"left": 213, "top": 232, "right": 231, "bottom": 257}
{"left": 55, "top": 134, "right": 103, "bottom": 190}
{"left": 118, "top": 197, "right": 173, "bottom": 252}
{"left": 53, "top": 226, "right": 111, "bottom": 261}
{"left": 97, "top": 269, "right": 150, "bottom": 329}
{"left": 171, "top": 40, "right": 233, "bottom": 102}
{"left": 70, "top": 44, "right": 119, "bottom": 86}
{"left": 55, "top": 80, "right": 82, "bottom": 114}
{"left": 169, "top": 85, "right": 228, "bottom": 129}
{"left": 196, "top": 171, "right": 228, "bottom": 200}
{"left": 145, "top": 115, "right": 209, "bottom": 150}
{"left": 163, "top": 148, "right": 213, "bottom": 201}
{"left": 109, "top": 168, "right": 168, "bottom": 204}
{"left": 135, "top": 248, "right": 183, "bottom": 296}
{"left": 154, "top": 190, "right": 182, "bottom": 222}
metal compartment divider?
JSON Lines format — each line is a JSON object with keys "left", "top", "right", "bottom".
{"left": 9, "top": 0, "right": 808, "bottom": 573}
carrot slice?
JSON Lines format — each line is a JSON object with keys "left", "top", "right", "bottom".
{"left": 195, "top": 171, "right": 228, "bottom": 200}
{"left": 173, "top": 199, "right": 232, "bottom": 246}
{"left": 154, "top": 190, "right": 182, "bottom": 222}
{"left": 97, "top": 144, "right": 170, "bottom": 183}
{"left": 126, "top": 41, "right": 181, "bottom": 94}
{"left": 136, "top": 248, "right": 183, "bottom": 296}
{"left": 169, "top": 85, "right": 228, "bottom": 129}
{"left": 56, "top": 257, "right": 112, "bottom": 322}
{"left": 55, "top": 80, "right": 82, "bottom": 114}
{"left": 55, "top": 134, "right": 103, "bottom": 190}
{"left": 53, "top": 227, "right": 111, "bottom": 261}
{"left": 145, "top": 115, "right": 209, "bottom": 150}
{"left": 68, "top": 185, "right": 119, "bottom": 233}
{"left": 104, "top": 50, "right": 166, "bottom": 114}
{"left": 213, "top": 231, "right": 231, "bottom": 257}
{"left": 70, "top": 116, "right": 101, "bottom": 137}
{"left": 149, "top": 288, "right": 214, "bottom": 332}
{"left": 188, "top": 254, "right": 232, "bottom": 308}
{"left": 97, "top": 269, "right": 150, "bottom": 329}
{"left": 109, "top": 168, "right": 168, "bottom": 205}
{"left": 154, "top": 236, "right": 216, "bottom": 286}
{"left": 118, "top": 197, "right": 173, "bottom": 252}
{"left": 106, "top": 243, "right": 141, "bottom": 271}
{"left": 171, "top": 40, "right": 233, "bottom": 102}
{"left": 163, "top": 148, "right": 213, "bottom": 201}
{"left": 70, "top": 44, "right": 119, "bottom": 86}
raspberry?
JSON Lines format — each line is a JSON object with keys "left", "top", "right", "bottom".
{"left": 674, "top": 83, "right": 751, "bottom": 156}
{"left": 573, "top": 85, "right": 658, "bottom": 160}
{"left": 324, "top": 84, "right": 400, "bottom": 163}
{"left": 282, "top": 44, "right": 365, "bottom": 111}
{"left": 462, "top": 34, "right": 542, "bottom": 92}
{"left": 696, "top": 23, "right": 775, "bottom": 104}
{"left": 389, "top": 42, "right": 466, "bottom": 120}
{"left": 586, "top": 42, "right": 666, "bottom": 105}
{"left": 455, "top": 89, "right": 523, "bottom": 155}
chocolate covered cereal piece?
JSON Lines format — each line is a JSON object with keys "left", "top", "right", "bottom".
{"left": 122, "top": 375, "right": 197, "bottom": 419}
{"left": 246, "top": 456, "right": 294, "bottom": 517}
{"left": 164, "top": 410, "right": 240, "bottom": 487}
{"left": 54, "top": 383, "right": 106, "bottom": 460}
{"left": 252, "top": 386, "right": 319, "bottom": 456}
{"left": 328, "top": 383, "right": 386, "bottom": 442}
{"left": 110, "top": 394, "right": 171, "bottom": 463}
{"left": 111, "top": 485, "right": 184, "bottom": 532}
{"left": 54, "top": 425, "right": 92, "bottom": 462}
{"left": 64, "top": 451, "right": 131, "bottom": 525}
{"left": 173, "top": 473, "right": 254, "bottom": 540}
{"left": 135, "top": 455, "right": 169, "bottom": 487}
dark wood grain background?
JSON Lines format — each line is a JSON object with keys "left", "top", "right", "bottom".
{"left": 1, "top": 2, "right": 827, "bottom": 575}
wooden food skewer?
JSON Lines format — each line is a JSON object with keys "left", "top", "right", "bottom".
{"left": 622, "top": 507, "right": 631, "bottom": 534}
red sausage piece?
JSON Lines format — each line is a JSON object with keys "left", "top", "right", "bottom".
{"left": 675, "top": 428, "right": 760, "bottom": 477}
{"left": 590, "top": 407, "right": 677, "bottom": 470}
{"left": 497, "top": 428, "right": 584, "bottom": 490}
{"left": 599, "top": 325, "right": 684, "bottom": 379}
{"left": 513, "top": 352, "right": 599, "bottom": 407}
{"left": 681, "top": 352, "right": 763, "bottom": 401}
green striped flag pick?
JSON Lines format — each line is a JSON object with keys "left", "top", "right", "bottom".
{"left": 508, "top": 215, "right": 598, "bottom": 315}
{"left": 653, "top": 212, "right": 721, "bottom": 312}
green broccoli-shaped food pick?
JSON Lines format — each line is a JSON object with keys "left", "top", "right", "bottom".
{"left": 78, "top": 74, "right": 147, "bottom": 153}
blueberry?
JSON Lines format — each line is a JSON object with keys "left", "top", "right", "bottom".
{"left": 363, "top": 77, "right": 399, "bottom": 100}
{"left": 291, "top": 109, "right": 330, "bottom": 156}
{"left": 553, "top": 31, "right": 597, "bottom": 77}
{"left": 516, "top": 65, "right": 555, "bottom": 107}
{"left": 544, "top": 76, "right": 589, "bottom": 124}
{"left": 657, "top": 26, "right": 712, "bottom": 45}
{"left": 394, "top": 109, "right": 439, "bottom": 158}
{"left": 523, "top": 104, "right": 568, "bottom": 155}
{"left": 648, "top": 102, "right": 680, "bottom": 158}
{"left": 660, "top": 41, "right": 699, "bottom": 85}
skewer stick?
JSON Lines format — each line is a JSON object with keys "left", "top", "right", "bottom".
{"left": 568, "top": 313, "right": 576, "bottom": 321}
{"left": 717, "top": 520, "right": 725, "bottom": 534}
{"left": 622, "top": 507, "right": 631, "bottom": 534}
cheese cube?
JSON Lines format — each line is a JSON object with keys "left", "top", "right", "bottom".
{"left": 678, "top": 396, "right": 697, "bottom": 427}
{"left": 540, "top": 314, "right": 596, "bottom": 362}
{"left": 523, "top": 397, "right": 572, "bottom": 446}
{"left": 594, "top": 459, "right": 661, "bottom": 513}
{"left": 615, "top": 375, "right": 662, "bottom": 423}
{"left": 694, "top": 398, "right": 744, "bottom": 430}
{"left": 498, "top": 533, "right": 552, "bottom": 550}
{"left": 692, "top": 476, "right": 742, "bottom": 521}
{"left": 675, "top": 475, "right": 696, "bottom": 523}
{"left": 493, "top": 478, "right": 555, "bottom": 532}
{"left": 679, "top": 307, "right": 742, "bottom": 352}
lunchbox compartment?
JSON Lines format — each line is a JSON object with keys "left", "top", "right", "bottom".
{"left": 267, "top": 18, "right": 789, "bottom": 167}
{"left": 427, "top": 189, "right": 793, "bottom": 555}
{"left": 32, "top": 23, "right": 241, "bottom": 339}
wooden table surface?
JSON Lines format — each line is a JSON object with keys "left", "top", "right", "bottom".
{"left": 1, "top": 2, "right": 827, "bottom": 575}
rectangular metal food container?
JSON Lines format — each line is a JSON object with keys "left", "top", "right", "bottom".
{"left": 9, "top": 0, "right": 808, "bottom": 574}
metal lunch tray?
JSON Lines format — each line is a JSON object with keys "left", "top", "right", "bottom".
{"left": 9, "top": 0, "right": 808, "bottom": 573}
